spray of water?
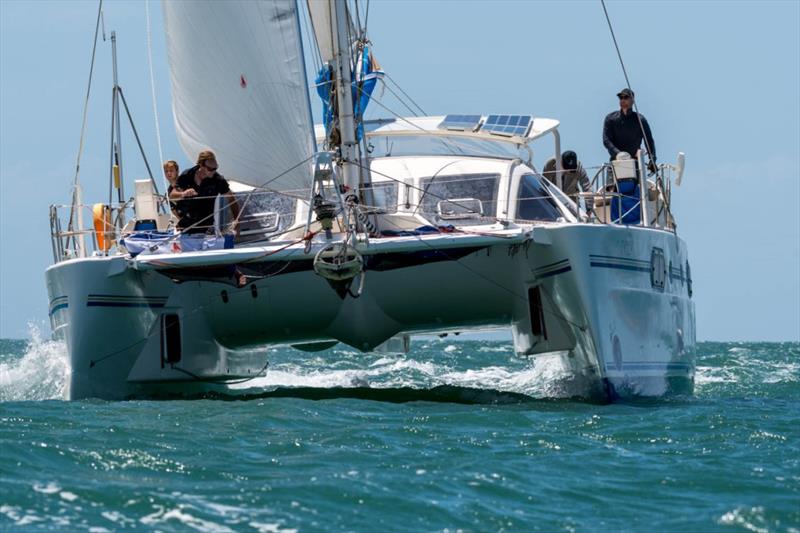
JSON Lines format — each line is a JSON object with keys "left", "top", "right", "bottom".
{"left": 0, "top": 324, "right": 68, "bottom": 401}
{"left": 231, "top": 344, "right": 595, "bottom": 400}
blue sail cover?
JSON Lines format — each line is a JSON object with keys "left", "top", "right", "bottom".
{"left": 316, "top": 45, "right": 383, "bottom": 141}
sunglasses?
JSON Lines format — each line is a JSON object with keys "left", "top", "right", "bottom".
{"left": 202, "top": 162, "right": 218, "bottom": 172}
{"left": 619, "top": 95, "right": 631, "bottom": 100}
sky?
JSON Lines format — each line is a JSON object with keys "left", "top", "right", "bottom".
{"left": 1, "top": 0, "right": 798, "bottom": 342}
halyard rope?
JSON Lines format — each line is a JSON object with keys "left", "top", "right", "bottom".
{"left": 145, "top": 0, "right": 167, "bottom": 193}
{"left": 66, "top": 0, "right": 104, "bottom": 245}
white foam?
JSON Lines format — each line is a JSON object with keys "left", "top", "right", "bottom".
{"left": 249, "top": 522, "right": 298, "bottom": 533}
{"left": 695, "top": 365, "right": 736, "bottom": 385}
{"left": 231, "top": 348, "right": 595, "bottom": 398}
{"left": 140, "top": 506, "right": 233, "bottom": 532}
{"left": 32, "top": 482, "right": 61, "bottom": 495}
{"left": 0, "top": 324, "right": 68, "bottom": 401}
{"left": 717, "top": 506, "right": 769, "bottom": 533}
{"left": 439, "top": 354, "right": 586, "bottom": 397}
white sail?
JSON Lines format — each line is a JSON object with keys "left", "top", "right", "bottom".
{"left": 163, "top": 0, "right": 314, "bottom": 191}
{"left": 307, "top": 0, "right": 335, "bottom": 62}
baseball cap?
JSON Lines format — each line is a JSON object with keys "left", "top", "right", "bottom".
{"left": 562, "top": 150, "right": 578, "bottom": 170}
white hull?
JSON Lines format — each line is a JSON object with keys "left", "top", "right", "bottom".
{"left": 47, "top": 223, "right": 695, "bottom": 400}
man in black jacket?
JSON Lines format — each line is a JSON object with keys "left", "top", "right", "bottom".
{"left": 602, "top": 88, "right": 657, "bottom": 173}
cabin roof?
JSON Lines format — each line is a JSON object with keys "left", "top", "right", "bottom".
{"left": 314, "top": 115, "right": 559, "bottom": 145}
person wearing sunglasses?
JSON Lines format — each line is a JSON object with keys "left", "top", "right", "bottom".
{"left": 602, "top": 88, "right": 657, "bottom": 174}
{"left": 175, "top": 149, "right": 240, "bottom": 235}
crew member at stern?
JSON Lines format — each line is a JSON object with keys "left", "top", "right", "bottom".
{"left": 603, "top": 88, "right": 657, "bottom": 173}
{"left": 176, "top": 150, "right": 240, "bottom": 235}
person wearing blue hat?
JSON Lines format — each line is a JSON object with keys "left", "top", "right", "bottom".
{"left": 603, "top": 88, "right": 657, "bottom": 173}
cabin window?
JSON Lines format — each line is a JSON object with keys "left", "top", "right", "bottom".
{"left": 366, "top": 182, "right": 398, "bottom": 214}
{"left": 419, "top": 173, "right": 499, "bottom": 225}
{"left": 233, "top": 191, "right": 296, "bottom": 243}
{"left": 516, "top": 174, "right": 561, "bottom": 221}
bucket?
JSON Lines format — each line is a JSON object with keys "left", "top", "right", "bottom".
{"left": 612, "top": 152, "right": 637, "bottom": 180}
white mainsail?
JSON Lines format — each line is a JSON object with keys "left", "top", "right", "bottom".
{"left": 306, "top": 0, "right": 335, "bottom": 62}
{"left": 163, "top": 0, "right": 315, "bottom": 191}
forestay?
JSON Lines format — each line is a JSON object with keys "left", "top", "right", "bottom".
{"left": 163, "top": 0, "right": 314, "bottom": 191}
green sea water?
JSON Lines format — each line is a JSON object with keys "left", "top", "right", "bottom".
{"left": 1, "top": 334, "right": 798, "bottom": 531}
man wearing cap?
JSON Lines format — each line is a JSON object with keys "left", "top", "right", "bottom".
{"left": 176, "top": 150, "right": 240, "bottom": 234}
{"left": 543, "top": 150, "right": 594, "bottom": 214}
{"left": 603, "top": 88, "right": 657, "bottom": 173}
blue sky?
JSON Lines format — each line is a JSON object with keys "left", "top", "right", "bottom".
{"left": 1, "top": 0, "right": 798, "bottom": 341}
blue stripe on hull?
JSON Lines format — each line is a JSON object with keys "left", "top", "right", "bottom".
{"left": 589, "top": 261, "right": 650, "bottom": 272}
{"left": 86, "top": 302, "right": 166, "bottom": 309}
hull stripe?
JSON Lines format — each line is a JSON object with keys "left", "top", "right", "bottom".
{"left": 534, "top": 259, "right": 571, "bottom": 279}
{"left": 86, "top": 294, "right": 168, "bottom": 309}
{"left": 86, "top": 302, "right": 166, "bottom": 309}
{"left": 605, "top": 362, "right": 693, "bottom": 371}
{"left": 49, "top": 296, "right": 69, "bottom": 316}
{"left": 590, "top": 261, "right": 650, "bottom": 272}
{"left": 537, "top": 265, "right": 572, "bottom": 279}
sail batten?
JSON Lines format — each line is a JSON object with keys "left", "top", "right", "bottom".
{"left": 163, "top": 0, "right": 314, "bottom": 191}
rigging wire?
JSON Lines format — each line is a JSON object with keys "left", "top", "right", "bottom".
{"left": 380, "top": 82, "right": 422, "bottom": 118}
{"left": 383, "top": 73, "right": 427, "bottom": 116}
{"left": 352, "top": 82, "right": 466, "bottom": 156}
{"left": 299, "top": 0, "right": 322, "bottom": 76}
{"left": 145, "top": 0, "right": 167, "bottom": 193}
{"left": 600, "top": 0, "right": 655, "bottom": 164}
{"left": 66, "top": 0, "right": 104, "bottom": 240}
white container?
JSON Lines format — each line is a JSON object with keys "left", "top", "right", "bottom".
{"left": 612, "top": 152, "right": 636, "bottom": 179}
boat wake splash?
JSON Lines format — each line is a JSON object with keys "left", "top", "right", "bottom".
{"left": 0, "top": 325, "right": 68, "bottom": 401}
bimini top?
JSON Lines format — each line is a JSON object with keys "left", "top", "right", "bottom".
{"left": 314, "top": 115, "right": 560, "bottom": 146}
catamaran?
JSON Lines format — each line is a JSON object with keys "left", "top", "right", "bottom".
{"left": 46, "top": 0, "right": 695, "bottom": 400}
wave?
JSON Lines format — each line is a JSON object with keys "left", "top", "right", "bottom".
{"left": 0, "top": 325, "right": 68, "bottom": 401}
{"left": 3, "top": 335, "right": 796, "bottom": 402}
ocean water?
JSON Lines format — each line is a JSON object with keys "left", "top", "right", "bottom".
{"left": 1, "top": 332, "right": 798, "bottom": 531}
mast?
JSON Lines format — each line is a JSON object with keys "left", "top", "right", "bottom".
{"left": 109, "top": 31, "right": 125, "bottom": 224}
{"left": 331, "top": 0, "right": 360, "bottom": 192}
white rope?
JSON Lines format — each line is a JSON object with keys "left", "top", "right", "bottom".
{"left": 145, "top": 0, "right": 167, "bottom": 192}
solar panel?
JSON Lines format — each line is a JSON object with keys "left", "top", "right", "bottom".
{"left": 438, "top": 114, "right": 482, "bottom": 132}
{"left": 481, "top": 114, "right": 532, "bottom": 137}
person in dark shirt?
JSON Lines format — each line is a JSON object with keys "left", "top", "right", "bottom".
{"left": 176, "top": 150, "right": 240, "bottom": 234}
{"left": 602, "top": 88, "right": 657, "bottom": 173}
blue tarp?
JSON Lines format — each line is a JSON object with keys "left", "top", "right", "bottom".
{"left": 121, "top": 231, "right": 233, "bottom": 257}
{"left": 611, "top": 179, "right": 641, "bottom": 224}
{"left": 380, "top": 225, "right": 455, "bottom": 237}
{"left": 316, "top": 44, "right": 383, "bottom": 142}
